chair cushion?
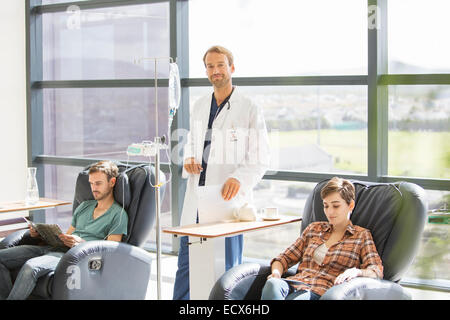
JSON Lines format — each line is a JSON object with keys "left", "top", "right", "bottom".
{"left": 301, "top": 179, "right": 427, "bottom": 282}
{"left": 72, "top": 162, "right": 131, "bottom": 212}
{"left": 72, "top": 162, "right": 164, "bottom": 247}
{"left": 302, "top": 180, "right": 402, "bottom": 257}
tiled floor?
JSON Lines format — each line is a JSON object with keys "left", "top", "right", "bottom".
{"left": 146, "top": 252, "right": 450, "bottom": 300}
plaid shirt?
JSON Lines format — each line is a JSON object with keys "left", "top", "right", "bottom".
{"left": 271, "top": 221, "right": 383, "bottom": 296}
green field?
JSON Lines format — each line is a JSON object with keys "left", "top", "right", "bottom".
{"left": 268, "top": 129, "right": 450, "bottom": 179}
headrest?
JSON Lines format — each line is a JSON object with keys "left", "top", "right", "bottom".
{"left": 72, "top": 162, "right": 164, "bottom": 247}
{"left": 72, "top": 162, "right": 131, "bottom": 213}
{"left": 302, "top": 179, "right": 403, "bottom": 257}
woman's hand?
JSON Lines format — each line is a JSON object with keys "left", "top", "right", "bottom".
{"left": 334, "top": 267, "right": 362, "bottom": 285}
{"left": 267, "top": 269, "right": 282, "bottom": 280}
{"left": 267, "top": 261, "right": 284, "bottom": 280}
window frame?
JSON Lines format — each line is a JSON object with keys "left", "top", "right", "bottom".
{"left": 27, "top": 0, "right": 450, "bottom": 291}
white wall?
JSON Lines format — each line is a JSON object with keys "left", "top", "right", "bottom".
{"left": 0, "top": 1, "right": 27, "bottom": 202}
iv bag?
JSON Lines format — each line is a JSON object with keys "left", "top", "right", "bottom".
{"left": 168, "top": 62, "right": 181, "bottom": 110}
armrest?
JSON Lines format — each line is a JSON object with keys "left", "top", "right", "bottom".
{"left": 0, "top": 229, "right": 39, "bottom": 249}
{"left": 320, "top": 277, "right": 412, "bottom": 300}
{"left": 209, "top": 263, "right": 271, "bottom": 300}
{"left": 209, "top": 263, "right": 299, "bottom": 300}
{"left": 51, "top": 240, "right": 153, "bottom": 300}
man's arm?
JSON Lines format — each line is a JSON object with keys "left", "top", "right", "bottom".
{"left": 66, "top": 225, "right": 75, "bottom": 235}
{"left": 106, "top": 234, "right": 123, "bottom": 242}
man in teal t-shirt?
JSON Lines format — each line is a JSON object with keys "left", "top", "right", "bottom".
{"left": 69, "top": 200, "right": 127, "bottom": 242}
{"left": 0, "top": 161, "right": 128, "bottom": 300}
{"left": 58, "top": 161, "right": 128, "bottom": 247}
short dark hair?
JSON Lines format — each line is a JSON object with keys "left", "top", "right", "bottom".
{"left": 88, "top": 160, "right": 119, "bottom": 181}
{"left": 320, "top": 177, "right": 355, "bottom": 205}
{"left": 203, "top": 45, "right": 234, "bottom": 67}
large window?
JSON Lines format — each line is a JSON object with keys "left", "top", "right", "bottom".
{"left": 43, "top": 87, "right": 169, "bottom": 161}
{"left": 42, "top": 3, "right": 169, "bottom": 80}
{"left": 29, "top": 0, "right": 173, "bottom": 249}
{"left": 388, "top": 85, "right": 449, "bottom": 179}
{"left": 186, "top": 0, "right": 450, "bottom": 290}
{"left": 388, "top": 0, "right": 450, "bottom": 74}
{"left": 28, "top": 0, "right": 449, "bottom": 292}
{"left": 189, "top": 0, "right": 367, "bottom": 77}
{"left": 191, "top": 86, "right": 368, "bottom": 174}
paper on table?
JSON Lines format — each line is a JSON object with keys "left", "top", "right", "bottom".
{"left": 197, "top": 184, "right": 242, "bottom": 224}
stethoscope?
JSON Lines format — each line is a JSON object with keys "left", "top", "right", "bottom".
{"left": 212, "top": 100, "right": 232, "bottom": 128}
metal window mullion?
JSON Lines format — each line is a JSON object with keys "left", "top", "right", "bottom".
{"left": 28, "top": 0, "right": 46, "bottom": 223}
{"left": 34, "top": 79, "right": 168, "bottom": 89}
{"left": 34, "top": 155, "right": 171, "bottom": 172}
{"left": 261, "top": 171, "right": 449, "bottom": 191}
{"left": 33, "top": 0, "right": 169, "bottom": 14}
{"left": 183, "top": 75, "right": 368, "bottom": 87}
{"left": 367, "top": 0, "right": 388, "bottom": 182}
{"left": 169, "top": 0, "right": 189, "bottom": 253}
{"left": 380, "top": 176, "right": 450, "bottom": 191}
{"left": 379, "top": 74, "right": 450, "bottom": 85}
{"left": 262, "top": 171, "right": 368, "bottom": 183}
{"left": 34, "top": 75, "right": 368, "bottom": 89}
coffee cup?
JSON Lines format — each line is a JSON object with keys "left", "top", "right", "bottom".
{"left": 262, "top": 207, "right": 279, "bottom": 220}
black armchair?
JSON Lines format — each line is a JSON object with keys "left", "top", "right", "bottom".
{"left": 0, "top": 162, "right": 165, "bottom": 299}
{"left": 209, "top": 179, "right": 428, "bottom": 300}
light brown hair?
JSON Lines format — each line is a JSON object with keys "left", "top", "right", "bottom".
{"left": 88, "top": 160, "right": 119, "bottom": 181}
{"left": 203, "top": 45, "right": 234, "bottom": 67}
{"left": 320, "top": 177, "right": 355, "bottom": 205}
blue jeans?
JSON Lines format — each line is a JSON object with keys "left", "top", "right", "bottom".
{"left": 261, "top": 278, "right": 321, "bottom": 300}
{"left": 172, "top": 234, "right": 243, "bottom": 300}
{"left": 0, "top": 245, "right": 65, "bottom": 300}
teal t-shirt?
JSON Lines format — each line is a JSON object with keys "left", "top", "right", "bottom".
{"left": 71, "top": 200, "right": 128, "bottom": 241}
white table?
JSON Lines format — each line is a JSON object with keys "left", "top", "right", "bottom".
{"left": 0, "top": 198, "right": 71, "bottom": 238}
{"left": 163, "top": 216, "right": 301, "bottom": 299}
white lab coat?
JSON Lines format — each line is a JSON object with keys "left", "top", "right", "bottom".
{"left": 180, "top": 87, "right": 270, "bottom": 226}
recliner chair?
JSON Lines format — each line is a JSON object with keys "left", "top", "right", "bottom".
{"left": 209, "top": 179, "right": 428, "bottom": 300}
{"left": 0, "top": 162, "right": 166, "bottom": 299}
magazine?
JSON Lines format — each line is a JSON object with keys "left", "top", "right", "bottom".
{"left": 24, "top": 217, "right": 66, "bottom": 248}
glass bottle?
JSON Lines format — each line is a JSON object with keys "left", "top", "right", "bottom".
{"left": 26, "top": 167, "right": 39, "bottom": 205}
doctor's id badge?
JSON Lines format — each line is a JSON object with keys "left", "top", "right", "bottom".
{"left": 228, "top": 128, "right": 238, "bottom": 142}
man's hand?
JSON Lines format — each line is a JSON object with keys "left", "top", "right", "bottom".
{"left": 59, "top": 233, "right": 85, "bottom": 248}
{"left": 29, "top": 226, "right": 40, "bottom": 238}
{"left": 222, "top": 178, "right": 241, "bottom": 201}
{"left": 334, "top": 267, "right": 362, "bottom": 285}
{"left": 183, "top": 157, "right": 203, "bottom": 174}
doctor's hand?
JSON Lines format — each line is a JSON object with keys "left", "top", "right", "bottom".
{"left": 222, "top": 178, "right": 240, "bottom": 201}
{"left": 184, "top": 157, "right": 203, "bottom": 175}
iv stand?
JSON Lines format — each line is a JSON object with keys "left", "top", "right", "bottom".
{"left": 133, "top": 56, "right": 175, "bottom": 300}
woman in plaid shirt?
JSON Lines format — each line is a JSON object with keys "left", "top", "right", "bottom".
{"left": 261, "top": 177, "right": 383, "bottom": 300}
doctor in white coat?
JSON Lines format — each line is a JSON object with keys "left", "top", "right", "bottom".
{"left": 173, "top": 46, "right": 270, "bottom": 300}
